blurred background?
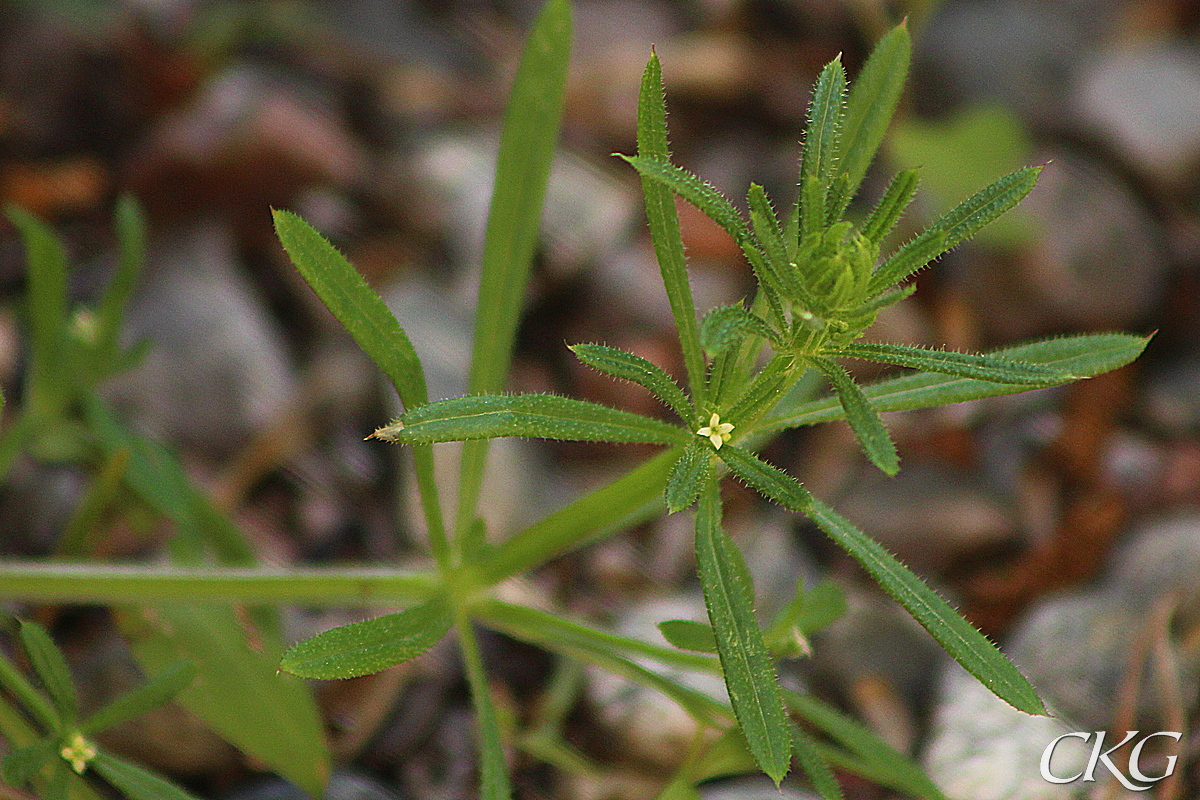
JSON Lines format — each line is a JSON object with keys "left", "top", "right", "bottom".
{"left": 0, "top": 0, "right": 1198, "bottom": 798}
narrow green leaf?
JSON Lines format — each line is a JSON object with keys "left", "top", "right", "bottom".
{"left": 717, "top": 444, "right": 814, "bottom": 513}
{"left": 2, "top": 738, "right": 59, "bottom": 786}
{"left": 271, "top": 209, "right": 448, "bottom": 565}
{"left": 91, "top": 751, "right": 202, "bottom": 800}
{"left": 272, "top": 209, "right": 427, "bottom": 410}
{"left": 458, "top": 0, "right": 572, "bottom": 540}
{"left": 798, "top": 58, "right": 846, "bottom": 236}
{"left": 57, "top": 447, "right": 130, "bottom": 559}
{"left": 866, "top": 231, "right": 947, "bottom": 297}
{"left": 869, "top": 165, "right": 1042, "bottom": 293}
{"left": 785, "top": 690, "right": 948, "bottom": 800}
{"left": 81, "top": 661, "right": 196, "bottom": 736}
{"left": 7, "top": 205, "right": 68, "bottom": 409}
{"left": 793, "top": 725, "right": 844, "bottom": 800}
{"left": 747, "top": 183, "right": 790, "bottom": 281}
{"left": 279, "top": 598, "right": 453, "bottom": 679}
{"left": 762, "top": 333, "right": 1152, "bottom": 433}
{"left": 666, "top": 440, "right": 711, "bottom": 512}
{"left": 822, "top": 171, "right": 854, "bottom": 228}
{"left": 860, "top": 169, "right": 919, "bottom": 245}
{"left": 94, "top": 194, "right": 146, "bottom": 363}
{"left": 624, "top": 155, "right": 790, "bottom": 301}
{"left": 468, "top": 0, "right": 571, "bottom": 400}
{"left": 658, "top": 620, "right": 718, "bottom": 654}
{"left": 695, "top": 482, "right": 792, "bottom": 784}
{"left": 637, "top": 50, "right": 707, "bottom": 407}
{"left": 715, "top": 448, "right": 1046, "bottom": 716}
{"left": 569, "top": 343, "right": 692, "bottom": 420}
{"left": 19, "top": 621, "right": 77, "bottom": 726}
{"left": 623, "top": 156, "right": 749, "bottom": 247}
{"left": 700, "top": 304, "right": 780, "bottom": 357}
{"left": 838, "top": 341, "right": 1079, "bottom": 385}
{"left": 811, "top": 357, "right": 899, "bottom": 476}
{"left": 806, "top": 499, "right": 1046, "bottom": 714}
{"left": 0, "top": 630, "right": 60, "bottom": 733}
{"left": 833, "top": 22, "right": 911, "bottom": 211}
{"left": 374, "top": 393, "right": 690, "bottom": 446}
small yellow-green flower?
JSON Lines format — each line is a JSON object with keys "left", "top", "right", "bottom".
{"left": 61, "top": 732, "right": 96, "bottom": 774}
{"left": 696, "top": 413, "right": 734, "bottom": 449}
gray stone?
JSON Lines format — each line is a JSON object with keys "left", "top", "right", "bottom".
{"left": 1075, "top": 43, "right": 1200, "bottom": 188}
{"left": 104, "top": 221, "right": 298, "bottom": 457}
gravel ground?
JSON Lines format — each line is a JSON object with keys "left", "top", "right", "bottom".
{"left": 1, "top": 1, "right": 1198, "bottom": 798}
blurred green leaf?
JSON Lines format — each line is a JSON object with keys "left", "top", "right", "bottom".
{"left": 18, "top": 620, "right": 77, "bottom": 726}
{"left": 7, "top": 205, "right": 69, "bottom": 414}
{"left": 889, "top": 104, "right": 1034, "bottom": 246}
{"left": 792, "top": 725, "right": 843, "bottom": 800}
{"left": 0, "top": 625, "right": 60, "bottom": 732}
{"left": 2, "top": 738, "right": 60, "bottom": 786}
{"left": 91, "top": 751, "right": 201, "bottom": 800}
{"left": 92, "top": 195, "right": 146, "bottom": 376}
{"left": 120, "top": 603, "right": 330, "bottom": 796}
{"left": 81, "top": 661, "right": 196, "bottom": 736}
{"left": 457, "top": 0, "right": 573, "bottom": 542}
{"left": 658, "top": 619, "right": 718, "bottom": 654}
{"left": 786, "top": 690, "right": 947, "bottom": 800}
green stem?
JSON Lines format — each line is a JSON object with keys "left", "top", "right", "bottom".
{"left": 0, "top": 563, "right": 440, "bottom": 605}
{"left": 483, "top": 449, "right": 676, "bottom": 584}
{"left": 726, "top": 352, "right": 794, "bottom": 432}
{"left": 456, "top": 609, "right": 513, "bottom": 799}
{"left": 411, "top": 443, "right": 451, "bottom": 571}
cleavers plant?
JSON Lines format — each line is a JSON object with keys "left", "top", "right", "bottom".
{"left": 0, "top": 1, "right": 1151, "bottom": 798}
{"left": 276, "top": 2, "right": 1146, "bottom": 796}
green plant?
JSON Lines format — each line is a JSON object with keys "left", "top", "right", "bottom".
{"left": 0, "top": 617, "right": 197, "bottom": 800}
{"left": 273, "top": 2, "right": 1147, "bottom": 795}
{"left": 0, "top": 1, "right": 1150, "bottom": 798}
{"left": 0, "top": 200, "right": 329, "bottom": 796}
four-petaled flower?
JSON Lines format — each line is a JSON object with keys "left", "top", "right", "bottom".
{"left": 696, "top": 413, "right": 734, "bottom": 449}
{"left": 61, "top": 732, "right": 96, "bottom": 774}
